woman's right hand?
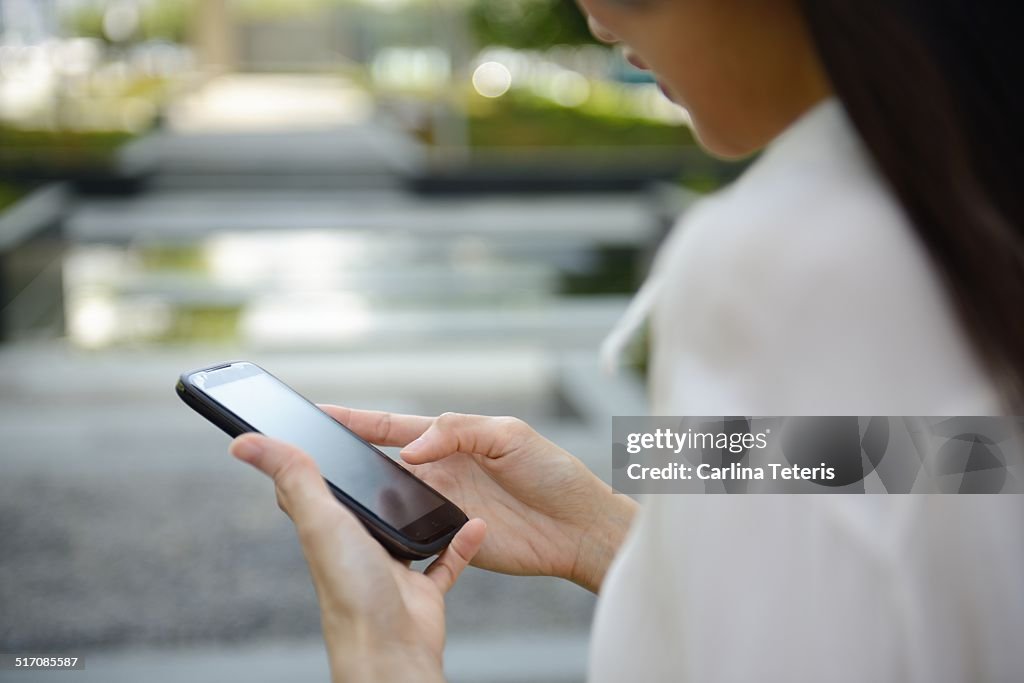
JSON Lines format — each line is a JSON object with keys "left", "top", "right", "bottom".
{"left": 319, "top": 406, "right": 637, "bottom": 593}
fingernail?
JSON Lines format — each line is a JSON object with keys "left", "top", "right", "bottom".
{"left": 402, "top": 436, "right": 426, "bottom": 454}
{"left": 231, "top": 437, "right": 264, "bottom": 461}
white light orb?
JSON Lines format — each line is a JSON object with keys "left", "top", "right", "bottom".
{"left": 472, "top": 61, "right": 512, "bottom": 98}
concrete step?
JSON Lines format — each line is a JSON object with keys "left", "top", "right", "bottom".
{"left": 63, "top": 288, "right": 632, "bottom": 350}
{"left": 65, "top": 189, "right": 659, "bottom": 247}
{"left": 65, "top": 261, "right": 561, "bottom": 303}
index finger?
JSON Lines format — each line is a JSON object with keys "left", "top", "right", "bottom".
{"left": 317, "top": 404, "right": 434, "bottom": 447}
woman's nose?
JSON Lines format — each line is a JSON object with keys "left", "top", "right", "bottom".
{"left": 587, "top": 15, "right": 620, "bottom": 44}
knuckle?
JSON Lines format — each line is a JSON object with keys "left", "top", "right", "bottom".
{"left": 495, "top": 415, "right": 531, "bottom": 442}
{"left": 436, "top": 411, "right": 464, "bottom": 429}
{"left": 374, "top": 411, "right": 393, "bottom": 442}
{"left": 496, "top": 415, "right": 527, "bottom": 431}
{"left": 274, "top": 450, "right": 316, "bottom": 496}
{"left": 436, "top": 562, "right": 456, "bottom": 588}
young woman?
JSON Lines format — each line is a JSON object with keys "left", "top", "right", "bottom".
{"left": 228, "top": 1, "right": 1024, "bottom": 680}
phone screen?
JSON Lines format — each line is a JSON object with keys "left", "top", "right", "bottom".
{"left": 198, "top": 364, "right": 446, "bottom": 531}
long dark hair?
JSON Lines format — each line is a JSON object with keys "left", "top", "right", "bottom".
{"left": 797, "top": 1, "right": 1024, "bottom": 412}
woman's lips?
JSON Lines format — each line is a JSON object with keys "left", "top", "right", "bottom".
{"left": 622, "top": 48, "right": 649, "bottom": 71}
{"left": 620, "top": 47, "right": 677, "bottom": 104}
{"left": 656, "top": 80, "right": 677, "bottom": 104}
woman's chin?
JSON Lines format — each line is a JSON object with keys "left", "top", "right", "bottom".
{"left": 690, "top": 123, "right": 761, "bottom": 161}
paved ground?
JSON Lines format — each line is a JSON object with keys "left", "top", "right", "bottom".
{"left": 0, "top": 634, "right": 590, "bottom": 683}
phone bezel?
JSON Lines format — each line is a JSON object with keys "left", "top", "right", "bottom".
{"left": 176, "top": 360, "right": 468, "bottom": 560}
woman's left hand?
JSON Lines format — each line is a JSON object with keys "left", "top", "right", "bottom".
{"left": 229, "top": 432, "right": 487, "bottom": 683}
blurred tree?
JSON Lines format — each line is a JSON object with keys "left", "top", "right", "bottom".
{"left": 140, "top": 0, "right": 192, "bottom": 43}
{"left": 65, "top": 4, "right": 105, "bottom": 41}
{"left": 64, "top": 0, "right": 191, "bottom": 45}
{"left": 469, "top": 0, "right": 595, "bottom": 48}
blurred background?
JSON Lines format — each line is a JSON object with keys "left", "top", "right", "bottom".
{"left": 0, "top": 1, "right": 741, "bottom": 681}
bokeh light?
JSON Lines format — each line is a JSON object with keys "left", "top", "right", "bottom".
{"left": 471, "top": 60, "right": 512, "bottom": 98}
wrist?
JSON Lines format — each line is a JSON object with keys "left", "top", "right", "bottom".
{"left": 325, "top": 620, "right": 444, "bottom": 683}
{"left": 330, "top": 651, "right": 444, "bottom": 683}
{"left": 568, "top": 485, "right": 638, "bottom": 593}
{"left": 330, "top": 652, "right": 444, "bottom": 683}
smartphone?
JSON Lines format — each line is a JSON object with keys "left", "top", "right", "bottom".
{"left": 176, "top": 361, "right": 467, "bottom": 560}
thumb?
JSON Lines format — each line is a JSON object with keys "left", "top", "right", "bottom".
{"left": 424, "top": 518, "right": 487, "bottom": 594}
{"left": 229, "top": 433, "right": 338, "bottom": 528}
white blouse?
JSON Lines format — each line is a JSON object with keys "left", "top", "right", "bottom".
{"left": 589, "top": 99, "right": 1024, "bottom": 682}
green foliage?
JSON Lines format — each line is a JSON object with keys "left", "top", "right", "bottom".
{"left": 678, "top": 171, "right": 723, "bottom": 195}
{"left": 469, "top": 0, "right": 596, "bottom": 49}
{"left": 560, "top": 246, "right": 642, "bottom": 296}
{"left": 0, "top": 183, "right": 28, "bottom": 213}
{"left": 139, "top": 246, "right": 208, "bottom": 273}
{"left": 64, "top": 0, "right": 191, "bottom": 44}
{"left": 466, "top": 91, "right": 696, "bottom": 148}
{"left": 0, "top": 128, "right": 134, "bottom": 170}
{"left": 65, "top": 4, "right": 105, "bottom": 41}
{"left": 161, "top": 305, "right": 242, "bottom": 344}
{"left": 140, "top": 0, "right": 193, "bottom": 42}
